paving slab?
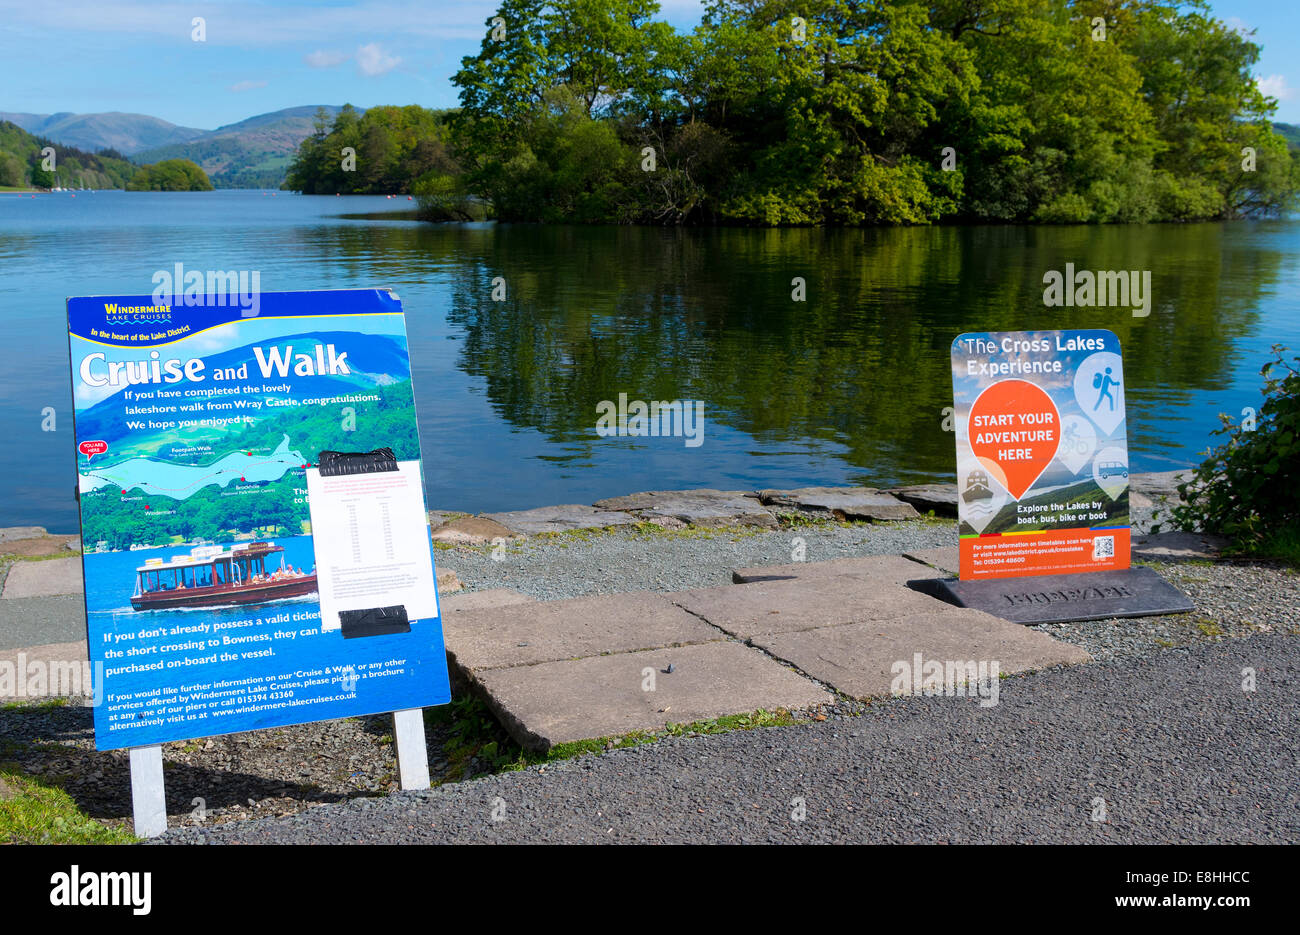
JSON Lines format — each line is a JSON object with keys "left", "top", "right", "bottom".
{"left": 445, "top": 591, "right": 722, "bottom": 671}
{"left": 436, "top": 569, "right": 463, "bottom": 593}
{"left": 757, "top": 486, "right": 919, "bottom": 521}
{"left": 482, "top": 504, "right": 637, "bottom": 535}
{"left": 2, "top": 557, "right": 83, "bottom": 599}
{"left": 0, "top": 527, "right": 47, "bottom": 542}
{"left": 1132, "top": 531, "right": 1227, "bottom": 561}
{"left": 426, "top": 510, "right": 452, "bottom": 528}
{"left": 887, "top": 484, "right": 959, "bottom": 517}
{"left": 0, "top": 535, "right": 80, "bottom": 558}
{"left": 731, "top": 553, "right": 937, "bottom": 585}
{"left": 1128, "top": 470, "right": 1193, "bottom": 512}
{"left": 903, "top": 546, "right": 961, "bottom": 576}
{"left": 0, "top": 640, "right": 92, "bottom": 698}
{"left": 439, "top": 588, "right": 535, "bottom": 614}
{"left": 673, "top": 574, "right": 950, "bottom": 639}
{"left": 592, "top": 489, "right": 776, "bottom": 528}
{"left": 430, "top": 515, "right": 522, "bottom": 545}
{"left": 470, "top": 641, "right": 833, "bottom": 751}
{"left": 752, "top": 610, "right": 1091, "bottom": 700}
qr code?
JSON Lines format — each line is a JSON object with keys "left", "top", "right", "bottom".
{"left": 1093, "top": 536, "right": 1115, "bottom": 560}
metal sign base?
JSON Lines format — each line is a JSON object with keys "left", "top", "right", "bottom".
{"left": 911, "top": 566, "right": 1194, "bottom": 625}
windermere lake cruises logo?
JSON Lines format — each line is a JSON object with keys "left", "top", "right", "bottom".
{"left": 104, "top": 302, "right": 172, "bottom": 326}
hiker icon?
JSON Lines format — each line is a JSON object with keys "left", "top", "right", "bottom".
{"left": 1073, "top": 348, "right": 1125, "bottom": 435}
{"left": 1092, "top": 367, "right": 1119, "bottom": 412}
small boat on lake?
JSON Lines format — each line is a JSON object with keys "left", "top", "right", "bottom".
{"left": 130, "top": 541, "right": 316, "bottom": 611}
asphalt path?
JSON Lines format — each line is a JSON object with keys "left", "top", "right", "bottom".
{"left": 158, "top": 632, "right": 1300, "bottom": 844}
{"left": 0, "top": 595, "right": 86, "bottom": 650}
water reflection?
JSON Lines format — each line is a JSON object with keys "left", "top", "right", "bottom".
{"left": 1, "top": 192, "right": 1295, "bottom": 530}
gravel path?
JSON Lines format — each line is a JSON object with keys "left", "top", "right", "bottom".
{"left": 158, "top": 632, "right": 1300, "bottom": 844}
{"left": 434, "top": 517, "right": 957, "bottom": 600}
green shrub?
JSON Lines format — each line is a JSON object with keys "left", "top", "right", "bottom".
{"left": 1156, "top": 346, "right": 1300, "bottom": 559}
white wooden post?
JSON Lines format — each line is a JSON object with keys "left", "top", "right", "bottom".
{"left": 392, "top": 708, "right": 430, "bottom": 790}
{"left": 128, "top": 744, "right": 168, "bottom": 837}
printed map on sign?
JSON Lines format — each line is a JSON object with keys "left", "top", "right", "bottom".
{"left": 951, "top": 330, "right": 1130, "bottom": 580}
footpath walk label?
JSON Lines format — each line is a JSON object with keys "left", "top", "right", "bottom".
{"left": 951, "top": 330, "right": 1131, "bottom": 580}
{"left": 67, "top": 288, "right": 450, "bottom": 750}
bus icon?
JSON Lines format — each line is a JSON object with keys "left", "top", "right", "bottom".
{"left": 1097, "top": 460, "right": 1128, "bottom": 479}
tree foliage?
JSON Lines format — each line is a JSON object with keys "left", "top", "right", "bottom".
{"left": 125, "top": 158, "right": 214, "bottom": 191}
{"left": 287, "top": 0, "right": 1299, "bottom": 225}
{"left": 284, "top": 104, "right": 460, "bottom": 195}
{"left": 0, "top": 120, "right": 139, "bottom": 189}
{"left": 1156, "top": 346, "right": 1300, "bottom": 557}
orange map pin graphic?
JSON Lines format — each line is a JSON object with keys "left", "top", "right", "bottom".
{"left": 968, "top": 379, "right": 1060, "bottom": 500}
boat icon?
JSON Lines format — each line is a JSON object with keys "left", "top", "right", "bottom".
{"left": 963, "top": 470, "right": 994, "bottom": 504}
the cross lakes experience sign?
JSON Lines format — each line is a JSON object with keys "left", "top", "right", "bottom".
{"left": 67, "top": 288, "right": 451, "bottom": 751}
{"left": 951, "top": 330, "right": 1131, "bottom": 580}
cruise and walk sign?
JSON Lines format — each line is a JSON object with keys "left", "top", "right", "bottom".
{"left": 951, "top": 330, "right": 1131, "bottom": 581}
{"left": 66, "top": 289, "right": 451, "bottom": 752}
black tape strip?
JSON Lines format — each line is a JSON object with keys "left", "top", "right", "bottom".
{"left": 339, "top": 604, "right": 410, "bottom": 639}
{"left": 317, "top": 447, "right": 398, "bottom": 477}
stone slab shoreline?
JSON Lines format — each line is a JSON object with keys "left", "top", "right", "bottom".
{"left": 427, "top": 470, "right": 1214, "bottom": 552}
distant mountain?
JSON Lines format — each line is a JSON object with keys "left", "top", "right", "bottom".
{"left": 0, "top": 111, "right": 206, "bottom": 154}
{"left": 0, "top": 106, "right": 354, "bottom": 188}
{"left": 133, "top": 105, "right": 356, "bottom": 189}
{"left": 1276, "top": 122, "right": 1300, "bottom": 149}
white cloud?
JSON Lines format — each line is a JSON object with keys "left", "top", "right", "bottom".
{"left": 228, "top": 79, "right": 267, "bottom": 92}
{"left": 1222, "top": 16, "right": 1253, "bottom": 36}
{"left": 1257, "top": 74, "right": 1295, "bottom": 102}
{"left": 356, "top": 42, "right": 400, "bottom": 77}
{"left": 304, "top": 49, "right": 349, "bottom": 68}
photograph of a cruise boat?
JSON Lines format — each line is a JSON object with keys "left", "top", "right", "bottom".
{"left": 130, "top": 541, "right": 317, "bottom": 612}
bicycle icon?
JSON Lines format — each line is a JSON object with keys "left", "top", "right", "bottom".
{"left": 1061, "top": 422, "right": 1090, "bottom": 455}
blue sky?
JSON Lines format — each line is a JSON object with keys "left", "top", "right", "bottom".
{"left": 0, "top": 0, "right": 1295, "bottom": 130}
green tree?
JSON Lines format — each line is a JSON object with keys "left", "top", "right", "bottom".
{"left": 0, "top": 152, "right": 27, "bottom": 187}
{"left": 126, "top": 159, "right": 213, "bottom": 191}
{"left": 1128, "top": 3, "right": 1297, "bottom": 218}
{"left": 283, "top": 105, "right": 458, "bottom": 194}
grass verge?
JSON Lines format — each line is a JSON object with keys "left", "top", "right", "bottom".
{"left": 0, "top": 764, "right": 135, "bottom": 844}
{"left": 426, "top": 695, "right": 799, "bottom": 781}
{"left": 1225, "top": 527, "right": 1300, "bottom": 568}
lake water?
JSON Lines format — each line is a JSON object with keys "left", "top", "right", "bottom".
{"left": 2, "top": 189, "right": 1297, "bottom": 533}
